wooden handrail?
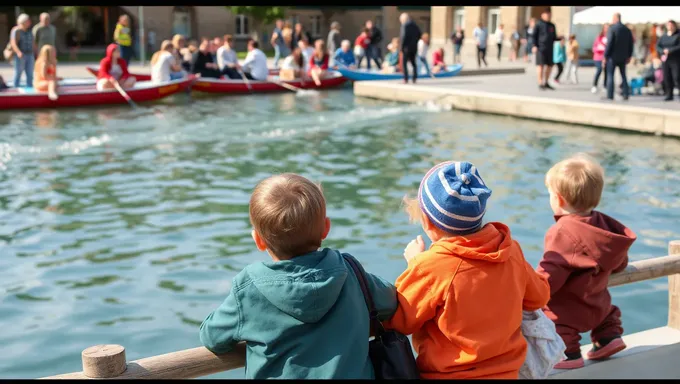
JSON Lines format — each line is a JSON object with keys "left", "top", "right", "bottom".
{"left": 41, "top": 240, "right": 680, "bottom": 380}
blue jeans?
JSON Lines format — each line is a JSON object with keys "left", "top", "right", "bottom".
{"left": 417, "top": 56, "right": 431, "bottom": 76}
{"left": 119, "top": 45, "right": 134, "bottom": 65}
{"left": 273, "top": 45, "right": 290, "bottom": 68}
{"left": 606, "top": 59, "right": 628, "bottom": 100}
{"left": 13, "top": 54, "right": 34, "bottom": 87}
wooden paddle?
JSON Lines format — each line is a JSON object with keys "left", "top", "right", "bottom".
{"left": 269, "top": 78, "right": 302, "bottom": 92}
{"left": 237, "top": 69, "right": 253, "bottom": 92}
{"left": 113, "top": 80, "right": 139, "bottom": 109}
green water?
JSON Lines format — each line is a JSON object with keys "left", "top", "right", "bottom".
{"left": 1, "top": 91, "right": 679, "bottom": 378}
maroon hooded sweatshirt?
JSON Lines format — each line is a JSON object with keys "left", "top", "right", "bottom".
{"left": 537, "top": 211, "right": 636, "bottom": 331}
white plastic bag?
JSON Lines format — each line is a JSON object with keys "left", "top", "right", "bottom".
{"left": 519, "top": 310, "right": 567, "bottom": 379}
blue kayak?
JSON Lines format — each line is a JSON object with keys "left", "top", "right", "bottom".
{"left": 337, "top": 64, "right": 463, "bottom": 81}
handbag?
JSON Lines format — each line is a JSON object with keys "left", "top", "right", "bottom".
{"left": 3, "top": 42, "right": 13, "bottom": 61}
{"left": 342, "top": 254, "right": 420, "bottom": 380}
{"left": 519, "top": 310, "right": 567, "bottom": 379}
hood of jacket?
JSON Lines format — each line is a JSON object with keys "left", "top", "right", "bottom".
{"left": 432, "top": 222, "right": 516, "bottom": 263}
{"left": 554, "top": 211, "right": 636, "bottom": 271}
{"left": 244, "top": 248, "right": 348, "bottom": 324}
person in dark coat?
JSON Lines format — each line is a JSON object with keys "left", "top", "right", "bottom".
{"left": 532, "top": 8, "right": 558, "bottom": 90}
{"left": 291, "top": 23, "right": 313, "bottom": 53}
{"left": 399, "top": 13, "right": 422, "bottom": 84}
{"left": 366, "top": 19, "right": 383, "bottom": 68}
{"left": 604, "top": 12, "right": 634, "bottom": 100}
{"left": 191, "top": 38, "right": 221, "bottom": 78}
{"left": 656, "top": 19, "right": 680, "bottom": 101}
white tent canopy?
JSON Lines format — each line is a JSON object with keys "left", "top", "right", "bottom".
{"left": 573, "top": 6, "right": 680, "bottom": 25}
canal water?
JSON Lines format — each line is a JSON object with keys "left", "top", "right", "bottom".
{"left": 1, "top": 90, "right": 679, "bottom": 378}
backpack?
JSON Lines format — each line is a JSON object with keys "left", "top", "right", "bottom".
{"left": 519, "top": 310, "right": 567, "bottom": 379}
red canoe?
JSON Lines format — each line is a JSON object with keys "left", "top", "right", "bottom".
{"left": 191, "top": 71, "right": 348, "bottom": 94}
{"left": 85, "top": 66, "right": 280, "bottom": 82}
{"left": 0, "top": 77, "right": 194, "bottom": 110}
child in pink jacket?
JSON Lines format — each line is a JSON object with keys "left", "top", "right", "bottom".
{"left": 591, "top": 24, "right": 609, "bottom": 93}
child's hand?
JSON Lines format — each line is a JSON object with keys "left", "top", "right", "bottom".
{"left": 403, "top": 235, "right": 426, "bottom": 262}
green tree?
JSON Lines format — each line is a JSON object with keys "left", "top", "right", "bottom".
{"left": 228, "top": 6, "right": 287, "bottom": 42}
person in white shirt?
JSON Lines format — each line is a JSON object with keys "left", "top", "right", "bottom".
{"left": 417, "top": 33, "right": 431, "bottom": 76}
{"left": 494, "top": 24, "right": 505, "bottom": 62}
{"left": 298, "top": 39, "right": 314, "bottom": 73}
{"left": 150, "top": 40, "right": 183, "bottom": 84}
{"left": 279, "top": 47, "right": 305, "bottom": 81}
{"left": 241, "top": 39, "right": 269, "bottom": 81}
{"left": 216, "top": 34, "right": 240, "bottom": 79}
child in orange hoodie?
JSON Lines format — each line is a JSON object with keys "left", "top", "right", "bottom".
{"left": 384, "top": 161, "right": 551, "bottom": 379}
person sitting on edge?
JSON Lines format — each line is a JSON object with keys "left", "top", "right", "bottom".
{"left": 241, "top": 39, "right": 268, "bottom": 81}
{"left": 199, "top": 173, "right": 398, "bottom": 379}
{"left": 96, "top": 43, "right": 136, "bottom": 91}
{"left": 150, "top": 40, "right": 183, "bottom": 84}
{"left": 431, "top": 47, "right": 446, "bottom": 73}
{"left": 381, "top": 39, "right": 400, "bottom": 74}
{"left": 308, "top": 39, "right": 329, "bottom": 86}
{"left": 383, "top": 161, "right": 550, "bottom": 379}
{"left": 279, "top": 47, "right": 305, "bottom": 81}
{"left": 537, "top": 154, "right": 637, "bottom": 370}
{"left": 191, "top": 38, "right": 221, "bottom": 78}
{"left": 33, "top": 44, "right": 61, "bottom": 100}
{"left": 333, "top": 40, "right": 356, "bottom": 68}
{"left": 216, "top": 34, "right": 240, "bottom": 79}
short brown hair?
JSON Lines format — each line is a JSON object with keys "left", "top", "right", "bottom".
{"left": 545, "top": 154, "right": 605, "bottom": 212}
{"left": 249, "top": 173, "right": 327, "bottom": 259}
{"left": 223, "top": 34, "right": 233, "bottom": 43}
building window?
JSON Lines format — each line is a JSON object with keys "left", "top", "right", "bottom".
{"left": 172, "top": 6, "right": 191, "bottom": 38}
{"left": 310, "top": 15, "right": 322, "bottom": 37}
{"left": 454, "top": 8, "right": 465, "bottom": 30}
{"left": 487, "top": 7, "right": 501, "bottom": 34}
{"left": 375, "top": 15, "right": 383, "bottom": 29}
{"left": 235, "top": 14, "right": 249, "bottom": 37}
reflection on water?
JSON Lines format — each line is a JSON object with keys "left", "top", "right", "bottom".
{"left": 1, "top": 90, "right": 679, "bottom": 378}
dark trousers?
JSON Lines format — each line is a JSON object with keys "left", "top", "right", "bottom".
{"left": 593, "top": 60, "right": 608, "bottom": 88}
{"left": 221, "top": 66, "right": 241, "bottom": 79}
{"left": 606, "top": 59, "right": 629, "bottom": 99}
{"left": 119, "top": 45, "right": 134, "bottom": 65}
{"left": 477, "top": 46, "right": 488, "bottom": 67}
{"left": 557, "top": 306, "right": 623, "bottom": 354}
{"left": 243, "top": 72, "right": 255, "bottom": 80}
{"left": 402, "top": 50, "right": 418, "bottom": 83}
{"left": 497, "top": 42, "right": 502, "bottom": 61}
{"left": 554, "top": 62, "right": 564, "bottom": 81}
{"left": 663, "top": 59, "right": 680, "bottom": 99}
{"left": 368, "top": 45, "right": 382, "bottom": 68}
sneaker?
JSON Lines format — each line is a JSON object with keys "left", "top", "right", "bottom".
{"left": 587, "top": 336, "right": 626, "bottom": 360}
{"left": 554, "top": 79, "right": 560, "bottom": 84}
{"left": 539, "top": 84, "right": 546, "bottom": 90}
{"left": 591, "top": 86, "right": 598, "bottom": 94}
{"left": 554, "top": 351, "right": 585, "bottom": 370}
{"left": 544, "top": 83, "right": 555, "bottom": 90}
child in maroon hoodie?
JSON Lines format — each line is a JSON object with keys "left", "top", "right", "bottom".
{"left": 537, "top": 154, "right": 636, "bottom": 370}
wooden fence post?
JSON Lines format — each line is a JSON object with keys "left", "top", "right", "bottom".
{"left": 669, "top": 240, "right": 680, "bottom": 330}
{"left": 81, "top": 345, "right": 127, "bottom": 378}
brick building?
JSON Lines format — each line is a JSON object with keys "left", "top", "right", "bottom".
{"left": 429, "top": 6, "right": 573, "bottom": 62}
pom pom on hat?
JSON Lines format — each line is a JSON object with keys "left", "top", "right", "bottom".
{"left": 418, "top": 161, "right": 492, "bottom": 235}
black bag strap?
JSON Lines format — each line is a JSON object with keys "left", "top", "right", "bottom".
{"left": 342, "top": 254, "right": 386, "bottom": 338}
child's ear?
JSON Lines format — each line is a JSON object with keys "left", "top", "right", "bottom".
{"left": 251, "top": 229, "right": 268, "bottom": 251}
{"left": 321, "top": 217, "right": 331, "bottom": 240}
{"left": 556, "top": 192, "right": 568, "bottom": 208}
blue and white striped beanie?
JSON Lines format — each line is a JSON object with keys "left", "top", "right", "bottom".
{"left": 418, "top": 161, "right": 492, "bottom": 235}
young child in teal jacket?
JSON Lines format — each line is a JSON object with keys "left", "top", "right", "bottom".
{"left": 553, "top": 37, "right": 567, "bottom": 83}
{"left": 199, "top": 173, "right": 398, "bottom": 379}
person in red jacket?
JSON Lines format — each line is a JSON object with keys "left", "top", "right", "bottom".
{"left": 354, "top": 28, "right": 371, "bottom": 69}
{"left": 537, "top": 154, "right": 637, "bottom": 370}
{"left": 96, "top": 43, "right": 136, "bottom": 91}
{"left": 308, "top": 39, "right": 329, "bottom": 86}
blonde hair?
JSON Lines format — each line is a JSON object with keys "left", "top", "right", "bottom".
{"left": 249, "top": 173, "right": 327, "bottom": 259}
{"left": 150, "top": 40, "right": 173, "bottom": 66}
{"left": 545, "top": 153, "right": 605, "bottom": 212}
{"left": 36, "top": 44, "right": 57, "bottom": 67}
{"left": 172, "top": 34, "right": 185, "bottom": 48}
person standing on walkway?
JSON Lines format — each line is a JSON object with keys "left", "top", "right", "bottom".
{"left": 510, "top": 26, "right": 521, "bottom": 61}
{"left": 591, "top": 24, "right": 609, "bottom": 94}
{"left": 473, "top": 22, "right": 488, "bottom": 68}
{"left": 604, "top": 12, "right": 634, "bottom": 101}
{"left": 270, "top": 19, "right": 290, "bottom": 69}
{"left": 553, "top": 37, "right": 566, "bottom": 84}
{"left": 523, "top": 18, "right": 537, "bottom": 63}
{"left": 451, "top": 26, "right": 464, "bottom": 64}
{"left": 291, "top": 23, "right": 312, "bottom": 53}
{"left": 9, "top": 14, "right": 34, "bottom": 87}
{"left": 532, "top": 8, "right": 558, "bottom": 90}
{"left": 114, "top": 15, "right": 134, "bottom": 65}
{"left": 494, "top": 24, "right": 504, "bottom": 62}
{"left": 565, "top": 34, "right": 580, "bottom": 84}
{"left": 366, "top": 19, "right": 383, "bottom": 68}
{"left": 657, "top": 20, "right": 680, "bottom": 101}
{"left": 32, "top": 13, "right": 56, "bottom": 55}
{"left": 417, "top": 33, "right": 430, "bottom": 76}
{"left": 327, "top": 21, "right": 342, "bottom": 66}
{"left": 399, "top": 13, "right": 421, "bottom": 84}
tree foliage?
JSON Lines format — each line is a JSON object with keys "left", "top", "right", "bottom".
{"left": 227, "top": 6, "right": 287, "bottom": 26}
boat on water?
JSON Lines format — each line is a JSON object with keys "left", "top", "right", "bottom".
{"left": 191, "top": 71, "right": 348, "bottom": 94}
{"left": 337, "top": 64, "right": 464, "bottom": 81}
{"left": 0, "top": 77, "right": 194, "bottom": 110}
{"left": 85, "top": 66, "right": 281, "bottom": 82}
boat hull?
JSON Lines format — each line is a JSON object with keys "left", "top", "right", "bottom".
{"left": 191, "top": 72, "right": 348, "bottom": 94}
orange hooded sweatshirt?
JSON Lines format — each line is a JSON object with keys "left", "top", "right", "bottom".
{"left": 384, "top": 222, "right": 550, "bottom": 379}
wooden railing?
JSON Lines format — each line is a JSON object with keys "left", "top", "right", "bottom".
{"left": 41, "top": 240, "right": 680, "bottom": 379}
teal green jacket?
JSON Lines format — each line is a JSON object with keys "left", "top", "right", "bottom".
{"left": 199, "top": 248, "right": 398, "bottom": 379}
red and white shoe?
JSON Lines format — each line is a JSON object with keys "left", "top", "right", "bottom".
{"left": 587, "top": 337, "right": 626, "bottom": 360}
{"left": 554, "top": 357, "right": 585, "bottom": 370}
